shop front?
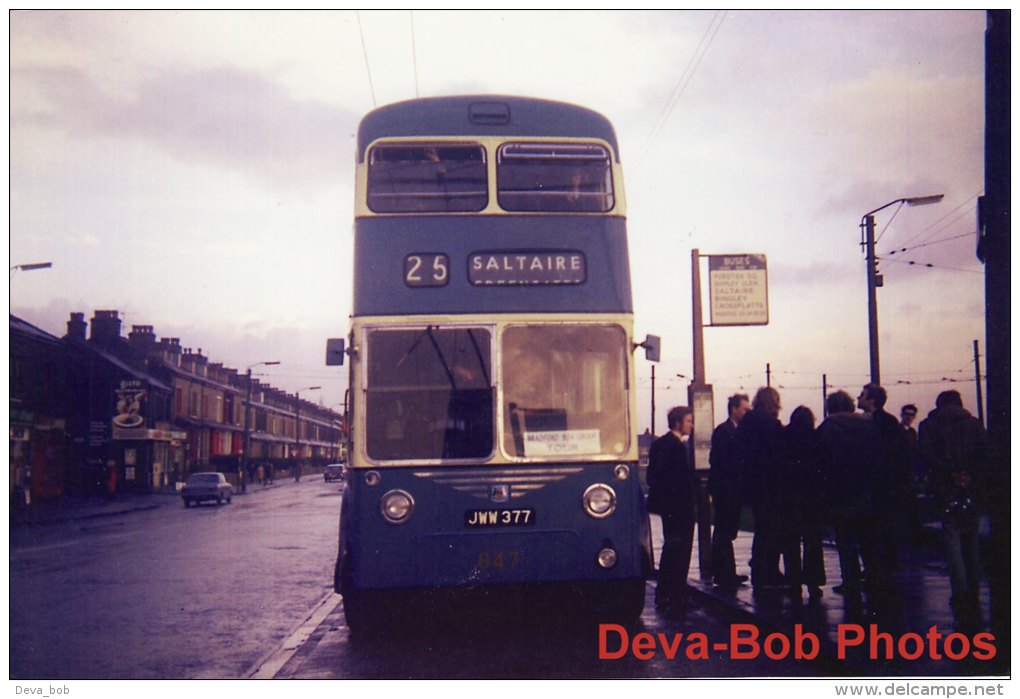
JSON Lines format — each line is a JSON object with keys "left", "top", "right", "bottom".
{"left": 111, "top": 426, "right": 187, "bottom": 491}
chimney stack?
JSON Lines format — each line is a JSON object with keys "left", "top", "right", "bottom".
{"left": 89, "top": 310, "right": 122, "bottom": 346}
{"left": 128, "top": 324, "right": 157, "bottom": 349}
{"left": 159, "top": 337, "right": 182, "bottom": 366}
{"left": 66, "top": 312, "right": 87, "bottom": 342}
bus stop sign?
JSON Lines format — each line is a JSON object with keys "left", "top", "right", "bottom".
{"left": 707, "top": 254, "right": 769, "bottom": 326}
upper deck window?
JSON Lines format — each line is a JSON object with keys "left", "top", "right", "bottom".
{"left": 497, "top": 143, "right": 614, "bottom": 213}
{"left": 367, "top": 144, "right": 488, "bottom": 213}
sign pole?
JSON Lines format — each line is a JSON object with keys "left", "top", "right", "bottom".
{"left": 691, "top": 249, "right": 706, "bottom": 385}
{"left": 692, "top": 251, "right": 769, "bottom": 578}
{"left": 689, "top": 249, "right": 713, "bottom": 577}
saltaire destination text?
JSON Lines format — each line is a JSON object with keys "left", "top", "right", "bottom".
{"left": 469, "top": 251, "right": 586, "bottom": 285}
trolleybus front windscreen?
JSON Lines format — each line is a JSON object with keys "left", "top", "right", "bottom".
{"left": 366, "top": 326, "right": 494, "bottom": 461}
{"left": 502, "top": 324, "right": 629, "bottom": 459}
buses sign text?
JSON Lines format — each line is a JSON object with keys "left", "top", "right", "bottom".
{"left": 708, "top": 254, "right": 769, "bottom": 326}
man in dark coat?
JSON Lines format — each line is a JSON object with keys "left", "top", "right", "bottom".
{"left": 736, "top": 386, "right": 785, "bottom": 589}
{"left": 918, "top": 390, "right": 987, "bottom": 618}
{"left": 708, "top": 393, "right": 750, "bottom": 590}
{"left": 646, "top": 406, "right": 695, "bottom": 617}
{"left": 858, "top": 383, "right": 909, "bottom": 582}
{"left": 818, "top": 390, "right": 883, "bottom": 596}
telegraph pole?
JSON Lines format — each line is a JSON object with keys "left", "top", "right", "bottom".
{"left": 650, "top": 365, "right": 656, "bottom": 437}
{"left": 242, "top": 361, "right": 279, "bottom": 490}
{"left": 863, "top": 213, "right": 882, "bottom": 386}
{"left": 974, "top": 340, "right": 985, "bottom": 427}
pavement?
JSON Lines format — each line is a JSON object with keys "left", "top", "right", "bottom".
{"left": 673, "top": 521, "right": 1006, "bottom": 677}
{"left": 7, "top": 478, "right": 298, "bottom": 527}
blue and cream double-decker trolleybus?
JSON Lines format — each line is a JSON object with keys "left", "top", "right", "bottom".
{"left": 332, "top": 96, "right": 658, "bottom": 633}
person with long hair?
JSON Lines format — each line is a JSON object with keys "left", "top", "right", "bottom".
{"left": 781, "top": 405, "right": 825, "bottom": 598}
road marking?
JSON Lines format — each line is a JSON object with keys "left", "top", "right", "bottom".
{"left": 247, "top": 591, "right": 342, "bottom": 679}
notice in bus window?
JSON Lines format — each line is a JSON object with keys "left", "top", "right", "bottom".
{"left": 523, "top": 429, "right": 601, "bottom": 457}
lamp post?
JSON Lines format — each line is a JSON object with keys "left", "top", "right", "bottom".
{"left": 294, "top": 386, "right": 321, "bottom": 476}
{"left": 242, "top": 361, "right": 280, "bottom": 490}
{"left": 9, "top": 261, "right": 53, "bottom": 298}
{"left": 860, "top": 194, "right": 943, "bottom": 385}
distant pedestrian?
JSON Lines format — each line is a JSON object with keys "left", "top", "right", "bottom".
{"left": 918, "top": 390, "right": 987, "bottom": 621}
{"left": 780, "top": 406, "right": 826, "bottom": 598}
{"left": 708, "top": 393, "right": 751, "bottom": 590}
{"left": 900, "top": 404, "right": 919, "bottom": 454}
{"left": 646, "top": 406, "right": 696, "bottom": 618}
{"left": 257, "top": 464, "right": 265, "bottom": 486}
{"left": 900, "top": 404, "right": 923, "bottom": 539}
{"left": 105, "top": 459, "right": 118, "bottom": 500}
{"left": 817, "top": 390, "right": 883, "bottom": 596}
{"left": 737, "top": 387, "right": 785, "bottom": 590}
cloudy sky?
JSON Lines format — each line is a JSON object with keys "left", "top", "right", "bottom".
{"left": 10, "top": 10, "right": 989, "bottom": 429}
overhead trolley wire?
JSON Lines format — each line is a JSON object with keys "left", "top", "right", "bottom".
{"left": 635, "top": 10, "right": 727, "bottom": 169}
{"left": 357, "top": 11, "right": 378, "bottom": 108}
{"left": 898, "top": 190, "right": 983, "bottom": 249}
{"left": 410, "top": 11, "right": 420, "bottom": 98}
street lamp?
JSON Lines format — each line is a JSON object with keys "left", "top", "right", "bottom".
{"left": 9, "top": 261, "right": 53, "bottom": 297}
{"left": 860, "top": 194, "right": 943, "bottom": 385}
{"left": 242, "top": 361, "right": 280, "bottom": 490}
{"left": 294, "top": 386, "right": 321, "bottom": 475}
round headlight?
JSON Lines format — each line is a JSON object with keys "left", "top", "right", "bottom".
{"left": 364, "top": 470, "right": 381, "bottom": 486}
{"left": 583, "top": 483, "right": 617, "bottom": 519}
{"left": 380, "top": 489, "right": 414, "bottom": 524}
{"left": 614, "top": 464, "right": 630, "bottom": 481}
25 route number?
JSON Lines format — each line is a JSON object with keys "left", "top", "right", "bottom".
{"left": 405, "top": 254, "right": 449, "bottom": 287}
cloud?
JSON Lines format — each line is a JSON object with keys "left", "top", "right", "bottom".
{"left": 808, "top": 70, "right": 983, "bottom": 215}
{"left": 769, "top": 260, "right": 856, "bottom": 288}
{"left": 12, "top": 64, "right": 359, "bottom": 193}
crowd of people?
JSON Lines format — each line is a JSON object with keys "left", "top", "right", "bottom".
{"left": 646, "top": 384, "right": 988, "bottom": 623}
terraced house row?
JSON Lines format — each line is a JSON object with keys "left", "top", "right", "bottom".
{"left": 10, "top": 310, "right": 343, "bottom": 503}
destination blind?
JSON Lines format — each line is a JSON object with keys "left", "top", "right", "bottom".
{"left": 469, "top": 250, "right": 586, "bottom": 285}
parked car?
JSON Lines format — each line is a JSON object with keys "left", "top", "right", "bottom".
{"left": 324, "top": 463, "right": 345, "bottom": 483}
{"left": 182, "top": 472, "right": 233, "bottom": 507}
